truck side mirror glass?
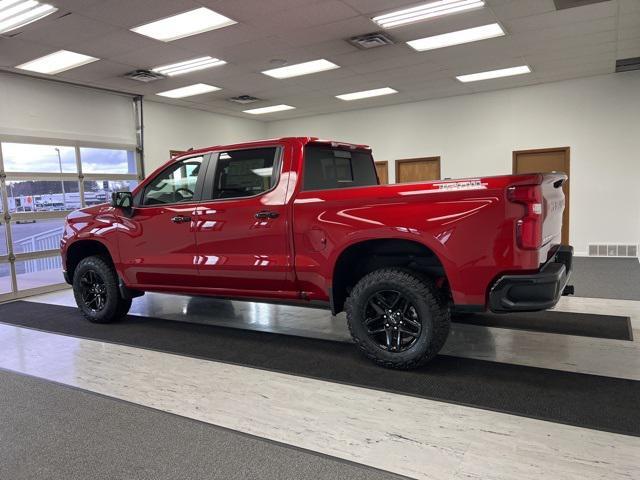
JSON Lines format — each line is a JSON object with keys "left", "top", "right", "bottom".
{"left": 110, "top": 191, "right": 134, "bottom": 211}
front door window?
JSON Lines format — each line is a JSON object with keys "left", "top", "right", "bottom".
{"left": 142, "top": 157, "right": 202, "bottom": 206}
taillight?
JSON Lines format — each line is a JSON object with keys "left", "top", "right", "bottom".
{"left": 508, "top": 185, "right": 543, "bottom": 250}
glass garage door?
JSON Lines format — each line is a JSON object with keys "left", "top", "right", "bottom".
{"left": 0, "top": 138, "right": 141, "bottom": 302}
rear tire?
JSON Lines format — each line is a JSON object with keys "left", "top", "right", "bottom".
{"left": 72, "top": 255, "right": 131, "bottom": 323}
{"left": 345, "top": 268, "right": 450, "bottom": 369}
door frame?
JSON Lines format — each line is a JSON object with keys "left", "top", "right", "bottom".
{"left": 512, "top": 146, "right": 570, "bottom": 244}
{"left": 395, "top": 156, "right": 441, "bottom": 183}
{"left": 374, "top": 161, "right": 388, "bottom": 184}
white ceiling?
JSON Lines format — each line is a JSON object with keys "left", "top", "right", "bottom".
{"left": 0, "top": 0, "right": 638, "bottom": 121}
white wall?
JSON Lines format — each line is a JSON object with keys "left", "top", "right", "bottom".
{"left": 267, "top": 72, "right": 640, "bottom": 255}
{"left": 3, "top": 70, "right": 637, "bottom": 254}
{"left": 142, "top": 101, "right": 266, "bottom": 174}
{"left": 0, "top": 72, "right": 136, "bottom": 146}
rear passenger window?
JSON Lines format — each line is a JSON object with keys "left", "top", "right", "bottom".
{"left": 210, "top": 148, "right": 278, "bottom": 199}
{"left": 303, "top": 145, "right": 378, "bottom": 191}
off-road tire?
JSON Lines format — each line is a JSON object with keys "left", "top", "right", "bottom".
{"left": 345, "top": 268, "right": 450, "bottom": 369}
{"left": 72, "top": 255, "right": 131, "bottom": 323}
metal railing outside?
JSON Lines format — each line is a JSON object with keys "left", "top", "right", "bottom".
{"left": 13, "top": 226, "right": 64, "bottom": 272}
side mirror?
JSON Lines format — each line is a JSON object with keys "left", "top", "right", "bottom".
{"left": 110, "top": 191, "right": 134, "bottom": 214}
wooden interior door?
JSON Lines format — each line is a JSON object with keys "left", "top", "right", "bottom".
{"left": 396, "top": 157, "right": 441, "bottom": 183}
{"left": 375, "top": 161, "right": 388, "bottom": 184}
{"left": 513, "top": 147, "right": 570, "bottom": 245}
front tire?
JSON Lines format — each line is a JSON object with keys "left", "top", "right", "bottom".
{"left": 345, "top": 268, "right": 450, "bottom": 369}
{"left": 72, "top": 255, "right": 131, "bottom": 323}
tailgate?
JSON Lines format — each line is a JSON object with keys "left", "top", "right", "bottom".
{"left": 540, "top": 172, "right": 567, "bottom": 249}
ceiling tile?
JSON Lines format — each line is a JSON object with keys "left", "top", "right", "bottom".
{"left": 170, "top": 24, "right": 268, "bottom": 55}
{"left": 14, "top": 13, "right": 120, "bottom": 48}
{"left": 619, "top": 26, "right": 640, "bottom": 41}
{"left": 45, "top": 0, "right": 102, "bottom": 10}
{"left": 72, "top": 30, "right": 160, "bottom": 60}
{"left": 0, "top": 0, "right": 633, "bottom": 119}
{"left": 341, "top": 0, "right": 428, "bottom": 15}
{"left": 505, "top": 1, "right": 617, "bottom": 32}
{"left": 77, "top": 0, "right": 202, "bottom": 28}
{"left": 524, "top": 41, "right": 616, "bottom": 64}
{"left": 109, "top": 44, "right": 201, "bottom": 70}
{"left": 388, "top": 8, "right": 500, "bottom": 42}
{"left": 487, "top": 0, "right": 557, "bottom": 19}
{"left": 250, "top": 1, "right": 360, "bottom": 34}
{"left": 619, "top": 12, "right": 640, "bottom": 31}
{"left": 57, "top": 60, "right": 136, "bottom": 82}
{"left": 466, "top": 73, "right": 540, "bottom": 93}
{"left": 272, "top": 16, "right": 375, "bottom": 48}
{"left": 619, "top": 0, "right": 640, "bottom": 13}
{"left": 197, "top": 0, "right": 326, "bottom": 20}
{"left": 0, "top": 38, "right": 52, "bottom": 68}
{"left": 616, "top": 37, "right": 640, "bottom": 57}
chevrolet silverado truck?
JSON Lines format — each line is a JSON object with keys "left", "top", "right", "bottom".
{"left": 61, "top": 137, "right": 573, "bottom": 369}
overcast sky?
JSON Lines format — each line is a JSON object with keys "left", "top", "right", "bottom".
{"left": 2, "top": 143, "right": 135, "bottom": 174}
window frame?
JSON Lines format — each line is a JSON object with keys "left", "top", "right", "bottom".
{"left": 201, "top": 146, "right": 283, "bottom": 203}
{"left": 136, "top": 153, "right": 210, "bottom": 208}
{"left": 0, "top": 133, "right": 140, "bottom": 303}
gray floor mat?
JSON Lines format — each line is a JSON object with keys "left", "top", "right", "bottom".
{"left": 0, "top": 369, "right": 404, "bottom": 480}
{"left": 571, "top": 257, "right": 640, "bottom": 300}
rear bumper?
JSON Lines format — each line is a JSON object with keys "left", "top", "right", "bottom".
{"left": 489, "top": 245, "right": 573, "bottom": 312}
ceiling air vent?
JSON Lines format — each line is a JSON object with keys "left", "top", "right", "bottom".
{"left": 124, "top": 69, "right": 166, "bottom": 83}
{"left": 228, "top": 95, "right": 261, "bottom": 105}
{"left": 616, "top": 57, "right": 640, "bottom": 73}
{"left": 553, "top": 0, "right": 610, "bottom": 10}
{"left": 348, "top": 32, "right": 395, "bottom": 50}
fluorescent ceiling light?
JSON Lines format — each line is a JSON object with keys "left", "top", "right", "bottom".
{"left": 131, "top": 7, "right": 236, "bottom": 42}
{"left": 15, "top": 50, "right": 98, "bottom": 74}
{"left": 0, "top": 0, "right": 57, "bottom": 34}
{"left": 336, "top": 87, "right": 398, "bottom": 101}
{"left": 408, "top": 23, "right": 504, "bottom": 52}
{"left": 262, "top": 59, "right": 339, "bottom": 79}
{"left": 156, "top": 83, "right": 221, "bottom": 98}
{"left": 251, "top": 167, "right": 274, "bottom": 177}
{"left": 456, "top": 65, "right": 531, "bottom": 83}
{"left": 243, "top": 104, "right": 295, "bottom": 115}
{"left": 373, "top": 0, "right": 485, "bottom": 29}
{"left": 152, "top": 56, "right": 226, "bottom": 76}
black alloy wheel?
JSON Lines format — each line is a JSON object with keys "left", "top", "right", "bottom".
{"left": 80, "top": 270, "right": 108, "bottom": 312}
{"left": 364, "top": 290, "right": 422, "bottom": 352}
{"left": 345, "top": 268, "right": 451, "bottom": 369}
{"left": 73, "top": 255, "right": 132, "bottom": 323}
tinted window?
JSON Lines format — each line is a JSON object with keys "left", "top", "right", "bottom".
{"left": 303, "top": 145, "right": 378, "bottom": 191}
{"left": 143, "top": 157, "right": 202, "bottom": 205}
{"left": 210, "top": 148, "right": 278, "bottom": 199}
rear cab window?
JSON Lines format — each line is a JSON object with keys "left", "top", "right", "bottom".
{"left": 303, "top": 144, "right": 378, "bottom": 191}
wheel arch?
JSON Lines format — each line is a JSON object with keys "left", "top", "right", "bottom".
{"left": 330, "top": 238, "right": 450, "bottom": 315}
{"left": 65, "top": 239, "right": 116, "bottom": 283}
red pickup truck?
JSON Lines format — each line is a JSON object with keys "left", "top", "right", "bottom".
{"left": 61, "top": 137, "right": 573, "bottom": 369}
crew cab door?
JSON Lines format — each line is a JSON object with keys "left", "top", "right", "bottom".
{"left": 193, "top": 146, "right": 295, "bottom": 297}
{"left": 116, "top": 155, "right": 207, "bottom": 289}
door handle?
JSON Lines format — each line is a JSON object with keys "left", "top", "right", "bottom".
{"left": 171, "top": 215, "right": 192, "bottom": 224}
{"left": 255, "top": 210, "right": 280, "bottom": 219}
